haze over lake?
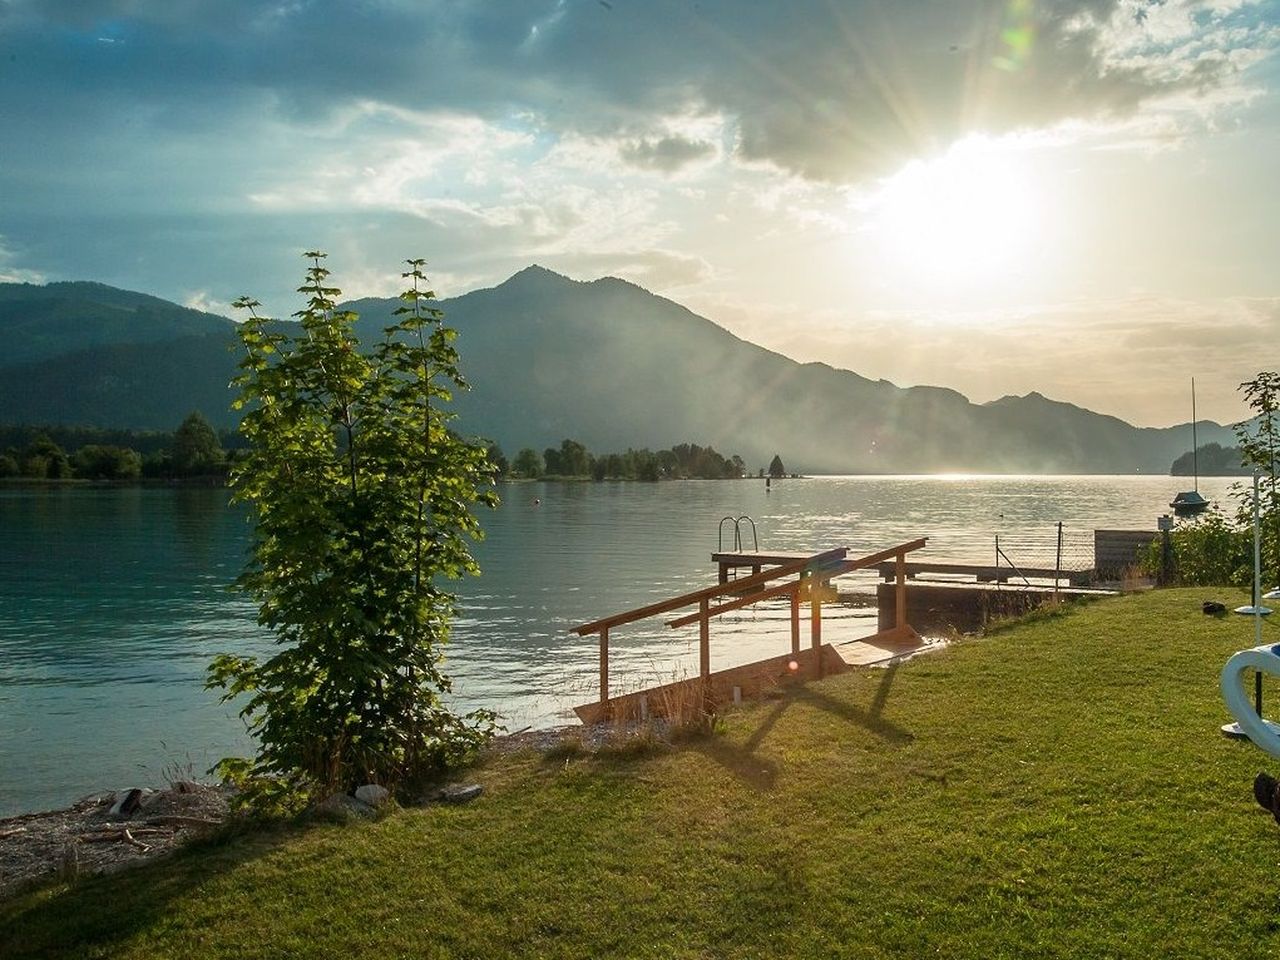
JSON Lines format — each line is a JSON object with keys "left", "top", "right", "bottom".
{"left": 0, "top": 475, "right": 1240, "bottom": 816}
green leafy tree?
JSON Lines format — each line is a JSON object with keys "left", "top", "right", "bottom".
{"left": 1160, "top": 372, "right": 1280, "bottom": 586}
{"left": 768, "top": 454, "right": 787, "bottom": 478}
{"left": 1233, "top": 372, "right": 1280, "bottom": 586}
{"left": 171, "top": 411, "right": 225, "bottom": 476}
{"left": 207, "top": 253, "right": 499, "bottom": 809}
{"left": 72, "top": 444, "right": 142, "bottom": 480}
{"left": 512, "top": 447, "right": 543, "bottom": 478}
{"left": 21, "top": 433, "right": 70, "bottom": 479}
{"left": 1147, "top": 508, "right": 1249, "bottom": 586}
{"left": 0, "top": 451, "right": 18, "bottom": 478}
{"left": 485, "top": 442, "right": 509, "bottom": 479}
{"left": 557, "top": 439, "right": 592, "bottom": 477}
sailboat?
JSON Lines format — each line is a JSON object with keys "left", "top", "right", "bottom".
{"left": 1171, "top": 377, "right": 1210, "bottom": 516}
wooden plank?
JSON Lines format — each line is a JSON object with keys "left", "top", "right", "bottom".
{"left": 710, "top": 551, "right": 816, "bottom": 566}
{"left": 699, "top": 598, "right": 710, "bottom": 679}
{"left": 790, "top": 588, "right": 800, "bottom": 654}
{"left": 572, "top": 644, "right": 849, "bottom": 725}
{"left": 599, "top": 625, "right": 609, "bottom": 704}
{"left": 874, "top": 560, "right": 1084, "bottom": 582}
{"left": 668, "top": 575, "right": 814, "bottom": 628}
{"left": 666, "top": 541, "right": 925, "bottom": 629}
{"left": 834, "top": 624, "right": 926, "bottom": 666}
{"left": 828, "top": 538, "right": 928, "bottom": 576}
{"left": 895, "top": 553, "right": 906, "bottom": 628}
{"left": 572, "top": 547, "right": 847, "bottom": 635}
{"left": 810, "top": 590, "right": 822, "bottom": 677}
{"left": 663, "top": 552, "right": 856, "bottom": 629}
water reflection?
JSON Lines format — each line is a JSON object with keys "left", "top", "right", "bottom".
{"left": 0, "top": 475, "right": 1239, "bottom": 814}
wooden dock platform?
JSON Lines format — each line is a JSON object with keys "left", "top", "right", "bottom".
{"left": 711, "top": 550, "right": 818, "bottom": 583}
{"left": 571, "top": 539, "right": 930, "bottom": 723}
{"left": 871, "top": 560, "right": 1093, "bottom": 586}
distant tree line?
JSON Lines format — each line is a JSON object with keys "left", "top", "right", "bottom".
{"left": 485, "top": 439, "right": 765, "bottom": 481}
{"left": 1, "top": 419, "right": 788, "bottom": 484}
{"left": 1170, "top": 442, "right": 1250, "bottom": 477}
{"left": 0, "top": 411, "right": 232, "bottom": 481}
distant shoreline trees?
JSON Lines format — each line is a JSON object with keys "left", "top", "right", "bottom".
{"left": 495, "top": 439, "right": 752, "bottom": 481}
{"left": 1170, "top": 442, "right": 1250, "bottom": 477}
{"left": 0, "top": 412, "right": 231, "bottom": 481}
{"left": 0, "top": 422, "right": 777, "bottom": 484}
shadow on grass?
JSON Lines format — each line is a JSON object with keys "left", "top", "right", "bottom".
{"left": 0, "top": 817, "right": 305, "bottom": 958}
{"left": 694, "top": 664, "right": 913, "bottom": 791}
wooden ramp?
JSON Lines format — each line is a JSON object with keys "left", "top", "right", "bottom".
{"left": 833, "top": 624, "right": 934, "bottom": 666}
{"left": 569, "top": 539, "right": 930, "bottom": 725}
{"left": 572, "top": 624, "right": 933, "bottom": 725}
{"left": 573, "top": 644, "right": 847, "bottom": 725}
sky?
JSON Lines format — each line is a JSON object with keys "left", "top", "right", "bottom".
{"left": 1, "top": 0, "right": 1277, "bottom": 427}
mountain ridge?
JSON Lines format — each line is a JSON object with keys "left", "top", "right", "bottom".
{"left": 0, "top": 270, "right": 1234, "bottom": 473}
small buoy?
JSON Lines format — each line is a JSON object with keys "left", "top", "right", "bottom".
{"left": 533, "top": 498, "right": 540, "bottom": 506}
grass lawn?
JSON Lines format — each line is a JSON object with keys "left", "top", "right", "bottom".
{"left": 6, "top": 588, "right": 1280, "bottom": 958}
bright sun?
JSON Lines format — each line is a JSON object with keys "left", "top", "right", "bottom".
{"left": 866, "top": 136, "right": 1039, "bottom": 291}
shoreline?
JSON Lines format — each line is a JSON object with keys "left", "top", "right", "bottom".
{"left": 0, "top": 722, "right": 607, "bottom": 900}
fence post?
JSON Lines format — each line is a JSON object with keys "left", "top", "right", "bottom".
{"left": 1055, "top": 521, "right": 1063, "bottom": 598}
{"left": 599, "top": 626, "right": 609, "bottom": 704}
{"left": 699, "top": 597, "right": 710, "bottom": 680}
{"left": 895, "top": 551, "right": 907, "bottom": 629}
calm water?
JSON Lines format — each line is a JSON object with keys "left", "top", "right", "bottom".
{"left": 0, "top": 475, "right": 1238, "bottom": 816}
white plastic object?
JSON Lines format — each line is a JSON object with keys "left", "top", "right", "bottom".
{"left": 1221, "top": 644, "right": 1280, "bottom": 758}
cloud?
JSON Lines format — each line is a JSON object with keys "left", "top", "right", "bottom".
{"left": 2, "top": 1, "right": 1273, "bottom": 188}
{"left": 0, "top": 236, "right": 45, "bottom": 284}
{"left": 181, "top": 290, "right": 234, "bottom": 316}
{"left": 0, "top": 0, "right": 1276, "bottom": 402}
{"left": 550, "top": 249, "right": 714, "bottom": 289}
{"left": 619, "top": 135, "right": 718, "bottom": 173}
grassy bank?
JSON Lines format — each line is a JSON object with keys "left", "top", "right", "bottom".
{"left": 5, "top": 589, "right": 1280, "bottom": 958}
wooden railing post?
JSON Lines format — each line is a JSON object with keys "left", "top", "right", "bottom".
{"left": 895, "top": 551, "right": 907, "bottom": 629}
{"left": 699, "top": 597, "right": 710, "bottom": 680}
{"left": 810, "top": 583, "right": 822, "bottom": 678}
{"left": 790, "top": 583, "right": 801, "bottom": 655}
{"left": 599, "top": 626, "right": 609, "bottom": 704}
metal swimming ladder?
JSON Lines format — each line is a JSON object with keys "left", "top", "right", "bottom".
{"left": 718, "top": 515, "right": 759, "bottom": 580}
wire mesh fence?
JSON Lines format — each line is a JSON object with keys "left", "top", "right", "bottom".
{"left": 993, "top": 524, "right": 1095, "bottom": 575}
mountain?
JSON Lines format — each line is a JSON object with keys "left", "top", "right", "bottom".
{"left": 0, "top": 269, "right": 1237, "bottom": 473}
{"left": 0, "top": 281, "right": 234, "bottom": 365}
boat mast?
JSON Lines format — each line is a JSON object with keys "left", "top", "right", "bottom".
{"left": 1192, "top": 377, "right": 1199, "bottom": 494}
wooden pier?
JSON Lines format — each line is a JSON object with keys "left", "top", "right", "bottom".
{"left": 572, "top": 538, "right": 929, "bottom": 724}
{"left": 871, "top": 560, "right": 1094, "bottom": 587}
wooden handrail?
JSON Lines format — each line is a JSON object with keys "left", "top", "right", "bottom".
{"left": 575, "top": 537, "right": 927, "bottom": 707}
{"left": 665, "top": 539, "right": 928, "bottom": 628}
{"left": 570, "top": 547, "right": 847, "bottom": 635}
{"left": 827, "top": 538, "right": 928, "bottom": 577}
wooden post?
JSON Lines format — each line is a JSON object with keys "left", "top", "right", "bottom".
{"left": 810, "top": 585, "right": 822, "bottom": 678}
{"left": 718, "top": 563, "right": 728, "bottom": 586}
{"left": 895, "top": 553, "right": 907, "bottom": 629}
{"left": 790, "top": 584, "right": 801, "bottom": 654}
{"left": 599, "top": 626, "right": 609, "bottom": 704}
{"left": 699, "top": 597, "right": 711, "bottom": 679}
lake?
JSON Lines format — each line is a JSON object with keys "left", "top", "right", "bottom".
{"left": 0, "top": 475, "right": 1240, "bottom": 816}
